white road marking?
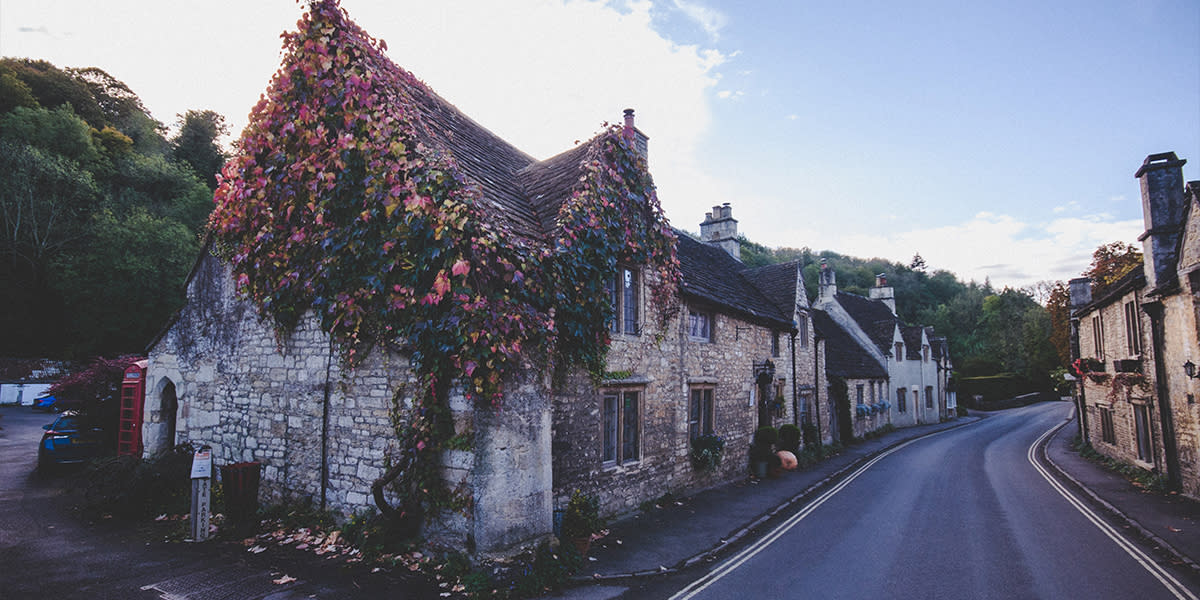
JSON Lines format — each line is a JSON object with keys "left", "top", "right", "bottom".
{"left": 1027, "top": 412, "right": 1198, "bottom": 600}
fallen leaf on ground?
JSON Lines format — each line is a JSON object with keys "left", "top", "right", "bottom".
{"left": 272, "top": 575, "right": 296, "bottom": 585}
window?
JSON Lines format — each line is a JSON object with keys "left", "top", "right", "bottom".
{"left": 894, "top": 342, "right": 904, "bottom": 361}
{"left": 607, "top": 267, "right": 640, "bottom": 335}
{"left": 771, "top": 331, "right": 781, "bottom": 357}
{"left": 896, "top": 387, "right": 907, "bottom": 413}
{"left": 925, "top": 386, "right": 933, "bottom": 409}
{"left": 774, "top": 380, "right": 786, "bottom": 418}
{"left": 603, "top": 388, "right": 641, "bottom": 466}
{"left": 855, "top": 384, "right": 864, "bottom": 406}
{"left": 869, "top": 381, "right": 876, "bottom": 404}
{"left": 1092, "top": 315, "right": 1104, "bottom": 359}
{"left": 797, "top": 313, "right": 809, "bottom": 349}
{"left": 1133, "top": 403, "right": 1153, "bottom": 463}
{"left": 1099, "top": 406, "right": 1116, "bottom": 444}
{"left": 689, "top": 386, "right": 714, "bottom": 440}
{"left": 1124, "top": 301, "right": 1141, "bottom": 355}
{"left": 912, "top": 389, "right": 920, "bottom": 412}
{"left": 923, "top": 345, "right": 930, "bottom": 362}
{"left": 688, "top": 308, "right": 713, "bottom": 342}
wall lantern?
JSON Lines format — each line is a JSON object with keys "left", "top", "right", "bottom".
{"left": 1184, "top": 360, "right": 1198, "bottom": 379}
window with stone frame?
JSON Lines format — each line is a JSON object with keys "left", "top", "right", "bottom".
{"left": 797, "top": 313, "right": 809, "bottom": 349}
{"left": 855, "top": 384, "right": 864, "bottom": 406}
{"left": 896, "top": 387, "right": 907, "bottom": 413}
{"left": 1092, "top": 315, "right": 1104, "bottom": 359}
{"left": 894, "top": 342, "right": 904, "bottom": 361}
{"left": 602, "top": 387, "right": 641, "bottom": 466}
{"left": 869, "top": 380, "right": 876, "bottom": 404}
{"left": 1123, "top": 301, "right": 1141, "bottom": 356}
{"left": 688, "top": 308, "right": 713, "bottom": 342}
{"left": 1133, "top": 402, "right": 1153, "bottom": 464}
{"left": 689, "top": 386, "right": 715, "bottom": 440}
{"left": 1098, "top": 406, "right": 1116, "bottom": 445}
{"left": 771, "top": 331, "right": 781, "bottom": 357}
{"left": 923, "top": 345, "right": 930, "bottom": 362}
{"left": 925, "top": 386, "right": 933, "bottom": 409}
{"left": 605, "top": 266, "right": 641, "bottom": 336}
{"left": 774, "top": 380, "right": 786, "bottom": 418}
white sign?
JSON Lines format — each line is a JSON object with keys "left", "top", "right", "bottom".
{"left": 190, "top": 449, "right": 212, "bottom": 479}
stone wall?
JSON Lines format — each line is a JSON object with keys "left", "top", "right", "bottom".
{"left": 146, "top": 251, "right": 552, "bottom": 555}
{"left": 551, "top": 285, "right": 798, "bottom": 518}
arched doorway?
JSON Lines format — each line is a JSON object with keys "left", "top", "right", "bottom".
{"left": 161, "top": 381, "right": 178, "bottom": 450}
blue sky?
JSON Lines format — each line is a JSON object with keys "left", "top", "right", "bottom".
{"left": 2, "top": 0, "right": 1197, "bottom": 289}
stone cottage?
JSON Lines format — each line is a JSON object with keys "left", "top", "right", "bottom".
{"left": 812, "top": 262, "right": 952, "bottom": 438}
{"left": 1070, "top": 152, "right": 1200, "bottom": 499}
{"left": 143, "top": 1, "right": 831, "bottom": 556}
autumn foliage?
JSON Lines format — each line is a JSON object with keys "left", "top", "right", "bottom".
{"left": 209, "top": 0, "right": 677, "bottom": 517}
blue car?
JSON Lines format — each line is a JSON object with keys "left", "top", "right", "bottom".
{"left": 38, "top": 412, "right": 105, "bottom": 472}
{"left": 32, "top": 395, "right": 58, "bottom": 412}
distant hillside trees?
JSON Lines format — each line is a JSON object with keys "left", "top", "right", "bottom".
{"left": 738, "top": 235, "right": 1057, "bottom": 388}
{"left": 0, "top": 58, "right": 224, "bottom": 358}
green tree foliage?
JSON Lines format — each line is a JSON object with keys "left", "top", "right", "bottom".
{"left": 0, "top": 58, "right": 220, "bottom": 359}
{"left": 171, "top": 109, "right": 228, "bottom": 189}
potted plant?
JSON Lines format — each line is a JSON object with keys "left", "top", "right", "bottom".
{"left": 560, "top": 489, "right": 604, "bottom": 557}
{"left": 749, "top": 426, "right": 778, "bottom": 478}
{"left": 691, "top": 433, "right": 726, "bottom": 471}
{"left": 778, "top": 424, "right": 801, "bottom": 454}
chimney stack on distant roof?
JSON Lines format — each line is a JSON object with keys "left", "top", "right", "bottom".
{"left": 818, "top": 259, "right": 837, "bottom": 302}
{"left": 869, "top": 272, "right": 896, "bottom": 314}
{"left": 700, "top": 203, "right": 740, "bottom": 261}
{"left": 622, "top": 108, "right": 649, "bottom": 157}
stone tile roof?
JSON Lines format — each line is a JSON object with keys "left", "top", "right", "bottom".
{"left": 833, "top": 292, "right": 897, "bottom": 355}
{"left": 743, "top": 261, "right": 802, "bottom": 318}
{"left": 812, "top": 310, "right": 887, "bottom": 379}
{"left": 677, "top": 235, "right": 794, "bottom": 330}
{"left": 901, "top": 325, "right": 925, "bottom": 360}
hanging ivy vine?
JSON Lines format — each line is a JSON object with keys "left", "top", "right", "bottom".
{"left": 209, "top": 0, "right": 678, "bottom": 521}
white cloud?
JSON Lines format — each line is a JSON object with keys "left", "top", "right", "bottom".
{"left": 671, "top": 0, "right": 727, "bottom": 41}
{"left": 766, "top": 211, "right": 1144, "bottom": 288}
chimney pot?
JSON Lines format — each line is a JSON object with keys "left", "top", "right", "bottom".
{"left": 699, "top": 202, "right": 740, "bottom": 261}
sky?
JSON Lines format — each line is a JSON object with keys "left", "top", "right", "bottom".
{"left": 2, "top": 0, "right": 1198, "bottom": 289}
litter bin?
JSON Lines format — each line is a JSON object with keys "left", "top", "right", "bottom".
{"left": 220, "top": 462, "right": 262, "bottom": 525}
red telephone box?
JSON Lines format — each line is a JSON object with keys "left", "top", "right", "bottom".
{"left": 117, "top": 359, "right": 148, "bottom": 456}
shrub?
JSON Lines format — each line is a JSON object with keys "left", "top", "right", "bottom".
{"left": 690, "top": 434, "right": 726, "bottom": 471}
{"left": 801, "top": 422, "right": 820, "bottom": 449}
{"left": 560, "top": 490, "right": 603, "bottom": 540}
{"left": 777, "top": 424, "right": 801, "bottom": 454}
{"left": 956, "top": 405, "right": 968, "bottom": 417}
{"left": 80, "top": 443, "right": 196, "bottom": 519}
{"left": 752, "top": 426, "right": 778, "bottom": 449}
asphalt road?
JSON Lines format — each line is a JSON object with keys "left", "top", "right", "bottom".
{"left": 644, "top": 402, "right": 1200, "bottom": 600}
{"left": 0, "top": 406, "right": 438, "bottom": 599}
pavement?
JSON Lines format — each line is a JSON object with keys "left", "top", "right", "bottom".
{"left": 560, "top": 401, "right": 1200, "bottom": 595}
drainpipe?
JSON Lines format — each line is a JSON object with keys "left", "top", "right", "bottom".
{"left": 791, "top": 332, "right": 799, "bottom": 427}
{"left": 1144, "top": 301, "right": 1181, "bottom": 490}
{"left": 813, "top": 330, "right": 823, "bottom": 445}
{"left": 321, "top": 338, "right": 334, "bottom": 511}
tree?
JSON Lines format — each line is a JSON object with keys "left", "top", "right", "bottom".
{"left": 1084, "top": 242, "right": 1142, "bottom": 295}
{"left": 171, "top": 109, "right": 229, "bottom": 189}
{"left": 909, "top": 252, "right": 927, "bottom": 272}
{"left": 0, "top": 105, "right": 102, "bottom": 166}
{"left": 1045, "top": 281, "right": 1071, "bottom": 368}
{"left": 0, "top": 67, "right": 38, "bottom": 114}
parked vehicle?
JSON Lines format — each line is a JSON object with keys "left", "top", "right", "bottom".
{"left": 31, "top": 395, "right": 58, "bottom": 412}
{"left": 38, "top": 412, "right": 105, "bottom": 471}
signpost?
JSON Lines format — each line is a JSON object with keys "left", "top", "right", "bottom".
{"left": 189, "top": 446, "right": 212, "bottom": 542}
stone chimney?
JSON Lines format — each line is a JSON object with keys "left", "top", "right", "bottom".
{"left": 700, "top": 203, "right": 740, "bottom": 261}
{"left": 818, "top": 259, "right": 837, "bottom": 302}
{"left": 1136, "top": 152, "right": 1188, "bottom": 291}
{"left": 622, "top": 108, "right": 649, "bottom": 157}
{"left": 869, "top": 272, "right": 896, "bottom": 314}
{"left": 1068, "top": 277, "right": 1092, "bottom": 312}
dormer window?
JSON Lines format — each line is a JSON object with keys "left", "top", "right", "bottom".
{"left": 922, "top": 345, "right": 930, "bottom": 362}
{"left": 607, "top": 267, "right": 640, "bottom": 335}
{"left": 894, "top": 342, "right": 904, "bottom": 361}
{"left": 688, "top": 308, "right": 713, "bottom": 342}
